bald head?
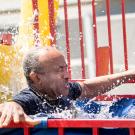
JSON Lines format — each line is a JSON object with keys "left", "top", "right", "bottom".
{"left": 23, "top": 46, "right": 69, "bottom": 99}
{"left": 23, "top": 46, "right": 63, "bottom": 85}
{"left": 38, "top": 47, "right": 63, "bottom": 64}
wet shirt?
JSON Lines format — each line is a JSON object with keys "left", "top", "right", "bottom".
{"left": 13, "top": 82, "right": 82, "bottom": 115}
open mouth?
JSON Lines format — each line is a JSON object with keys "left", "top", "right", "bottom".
{"left": 65, "top": 82, "right": 69, "bottom": 89}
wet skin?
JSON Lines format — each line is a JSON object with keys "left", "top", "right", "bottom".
{"left": 29, "top": 48, "right": 69, "bottom": 100}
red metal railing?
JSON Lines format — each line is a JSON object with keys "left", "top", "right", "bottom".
{"left": 48, "top": 119, "right": 135, "bottom": 135}
{"left": 78, "top": 0, "right": 86, "bottom": 79}
{"left": 56, "top": 0, "right": 135, "bottom": 100}
{"left": 0, "top": 0, "right": 131, "bottom": 81}
{"left": 92, "top": 0, "right": 99, "bottom": 76}
{"left": 121, "top": 0, "right": 128, "bottom": 70}
{"left": 4, "top": 119, "right": 135, "bottom": 135}
{"left": 60, "top": 0, "right": 130, "bottom": 77}
{"left": 106, "top": 0, "right": 114, "bottom": 74}
{"left": 64, "top": 0, "right": 72, "bottom": 79}
{"left": 32, "top": 0, "right": 40, "bottom": 46}
{"left": 48, "top": 0, "right": 56, "bottom": 45}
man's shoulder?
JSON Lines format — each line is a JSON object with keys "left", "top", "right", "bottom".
{"left": 13, "top": 87, "right": 41, "bottom": 115}
{"left": 15, "top": 87, "right": 34, "bottom": 96}
{"left": 13, "top": 87, "right": 39, "bottom": 100}
{"left": 13, "top": 87, "right": 42, "bottom": 107}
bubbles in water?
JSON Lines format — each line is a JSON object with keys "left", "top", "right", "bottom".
{"left": 0, "top": 84, "right": 13, "bottom": 102}
{"left": 117, "top": 79, "right": 120, "bottom": 84}
{"left": 31, "top": 99, "right": 135, "bottom": 120}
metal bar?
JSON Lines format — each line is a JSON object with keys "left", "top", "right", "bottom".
{"left": 93, "top": 128, "right": 98, "bottom": 135}
{"left": 95, "top": 95, "right": 135, "bottom": 101}
{"left": 92, "top": 0, "right": 99, "bottom": 76}
{"left": 129, "top": 128, "right": 135, "bottom": 135}
{"left": 121, "top": 0, "right": 128, "bottom": 70}
{"left": 5, "top": 119, "right": 135, "bottom": 129}
{"left": 64, "top": 0, "right": 72, "bottom": 79}
{"left": 24, "top": 127, "right": 29, "bottom": 135}
{"left": 48, "top": 119, "right": 135, "bottom": 128}
{"left": 48, "top": 0, "right": 56, "bottom": 45}
{"left": 77, "top": 0, "right": 86, "bottom": 79}
{"left": 6, "top": 121, "right": 34, "bottom": 128}
{"left": 106, "top": 0, "right": 114, "bottom": 74}
{"left": 32, "top": 0, "right": 40, "bottom": 46}
{"left": 58, "top": 128, "right": 64, "bottom": 135}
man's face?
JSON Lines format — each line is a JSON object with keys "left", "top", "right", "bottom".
{"left": 37, "top": 49, "right": 69, "bottom": 100}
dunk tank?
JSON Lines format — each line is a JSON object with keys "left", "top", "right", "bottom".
{"left": 1, "top": 0, "right": 135, "bottom": 135}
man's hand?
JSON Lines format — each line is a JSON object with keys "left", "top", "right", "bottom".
{"left": 0, "top": 101, "right": 39, "bottom": 127}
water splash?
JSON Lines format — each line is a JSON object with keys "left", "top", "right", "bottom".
{"left": 31, "top": 99, "right": 135, "bottom": 120}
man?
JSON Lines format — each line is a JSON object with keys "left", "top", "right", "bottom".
{"left": 0, "top": 46, "right": 135, "bottom": 127}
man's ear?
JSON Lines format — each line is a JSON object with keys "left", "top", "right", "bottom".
{"left": 29, "top": 71, "right": 40, "bottom": 84}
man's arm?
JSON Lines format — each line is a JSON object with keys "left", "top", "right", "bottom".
{"left": 79, "top": 70, "right": 135, "bottom": 99}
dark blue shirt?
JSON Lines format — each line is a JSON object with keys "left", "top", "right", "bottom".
{"left": 13, "top": 82, "right": 82, "bottom": 115}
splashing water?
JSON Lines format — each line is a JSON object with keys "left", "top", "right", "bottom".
{"left": 31, "top": 99, "right": 135, "bottom": 120}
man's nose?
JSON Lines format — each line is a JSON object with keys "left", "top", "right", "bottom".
{"left": 64, "top": 70, "right": 69, "bottom": 80}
